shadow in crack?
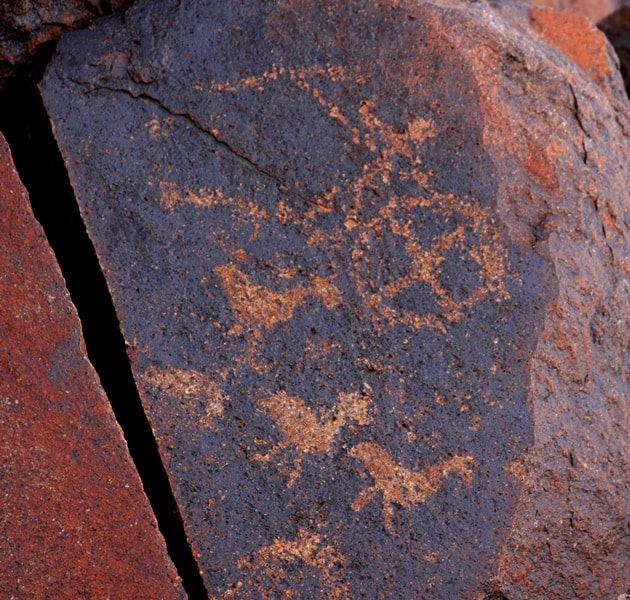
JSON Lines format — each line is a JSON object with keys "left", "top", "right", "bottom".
{"left": 0, "top": 79, "right": 208, "bottom": 600}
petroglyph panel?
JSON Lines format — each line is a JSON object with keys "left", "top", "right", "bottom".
{"left": 42, "top": 0, "right": 553, "bottom": 596}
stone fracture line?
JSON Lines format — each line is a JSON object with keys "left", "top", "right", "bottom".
{"left": 254, "top": 391, "right": 372, "bottom": 487}
{"left": 349, "top": 442, "right": 475, "bottom": 529}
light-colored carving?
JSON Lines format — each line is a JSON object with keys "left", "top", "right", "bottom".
{"left": 210, "top": 63, "right": 358, "bottom": 93}
{"left": 158, "top": 181, "right": 268, "bottom": 240}
{"left": 255, "top": 391, "right": 372, "bottom": 486}
{"left": 158, "top": 58, "right": 510, "bottom": 350}
{"left": 164, "top": 58, "right": 508, "bottom": 336}
{"left": 159, "top": 180, "right": 227, "bottom": 211}
{"left": 141, "top": 365, "right": 226, "bottom": 428}
{"left": 349, "top": 442, "right": 475, "bottom": 528}
{"left": 214, "top": 263, "right": 341, "bottom": 337}
{"left": 236, "top": 528, "right": 349, "bottom": 600}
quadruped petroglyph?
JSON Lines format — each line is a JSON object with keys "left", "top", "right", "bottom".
{"left": 349, "top": 442, "right": 475, "bottom": 528}
{"left": 232, "top": 528, "right": 349, "bottom": 600}
{"left": 254, "top": 391, "right": 372, "bottom": 487}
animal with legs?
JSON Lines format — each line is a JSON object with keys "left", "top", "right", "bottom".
{"left": 349, "top": 442, "right": 475, "bottom": 528}
{"left": 254, "top": 391, "right": 372, "bottom": 486}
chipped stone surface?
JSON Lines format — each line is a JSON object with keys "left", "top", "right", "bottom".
{"left": 0, "top": 133, "right": 183, "bottom": 597}
{"left": 0, "top": 0, "right": 134, "bottom": 87}
{"left": 41, "top": 0, "right": 629, "bottom": 597}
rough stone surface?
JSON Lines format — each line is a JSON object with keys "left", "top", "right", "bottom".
{"left": 0, "top": 133, "right": 183, "bottom": 598}
{"left": 0, "top": 0, "right": 133, "bottom": 87}
{"left": 530, "top": 0, "right": 628, "bottom": 24}
{"left": 600, "top": 5, "right": 630, "bottom": 94}
{"left": 41, "top": 0, "right": 630, "bottom": 597}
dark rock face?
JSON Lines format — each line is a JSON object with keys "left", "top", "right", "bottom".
{"left": 40, "top": 0, "right": 629, "bottom": 597}
{"left": 600, "top": 5, "right": 630, "bottom": 94}
{"left": 0, "top": 0, "right": 133, "bottom": 87}
{"left": 0, "top": 133, "right": 184, "bottom": 598}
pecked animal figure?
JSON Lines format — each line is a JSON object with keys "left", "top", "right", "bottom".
{"left": 254, "top": 391, "right": 373, "bottom": 487}
{"left": 349, "top": 442, "right": 475, "bottom": 528}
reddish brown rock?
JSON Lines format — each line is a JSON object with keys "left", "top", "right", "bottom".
{"left": 0, "top": 133, "right": 183, "bottom": 597}
{"left": 530, "top": 0, "right": 627, "bottom": 23}
{"left": 485, "top": 4, "right": 630, "bottom": 598}
{"left": 529, "top": 6, "right": 616, "bottom": 90}
{"left": 0, "top": 0, "right": 134, "bottom": 87}
{"left": 40, "top": 0, "right": 630, "bottom": 597}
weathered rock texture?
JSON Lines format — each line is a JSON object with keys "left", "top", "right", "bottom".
{"left": 41, "top": 0, "right": 630, "bottom": 597}
{"left": 600, "top": 5, "right": 630, "bottom": 94}
{"left": 0, "top": 0, "right": 133, "bottom": 87}
{"left": 531, "top": 0, "right": 628, "bottom": 24}
{"left": 0, "top": 133, "right": 183, "bottom": 598}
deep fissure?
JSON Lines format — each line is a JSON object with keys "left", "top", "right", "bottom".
{"left": 0, "top": 80, "right": 209, "bottom": 600}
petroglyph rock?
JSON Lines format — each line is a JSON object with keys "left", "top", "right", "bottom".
{"left": 41, "top": 0, "right": 630, "bottom": 597}
{"left": 0, "top": 133, "right": 184, "bottom": 598}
